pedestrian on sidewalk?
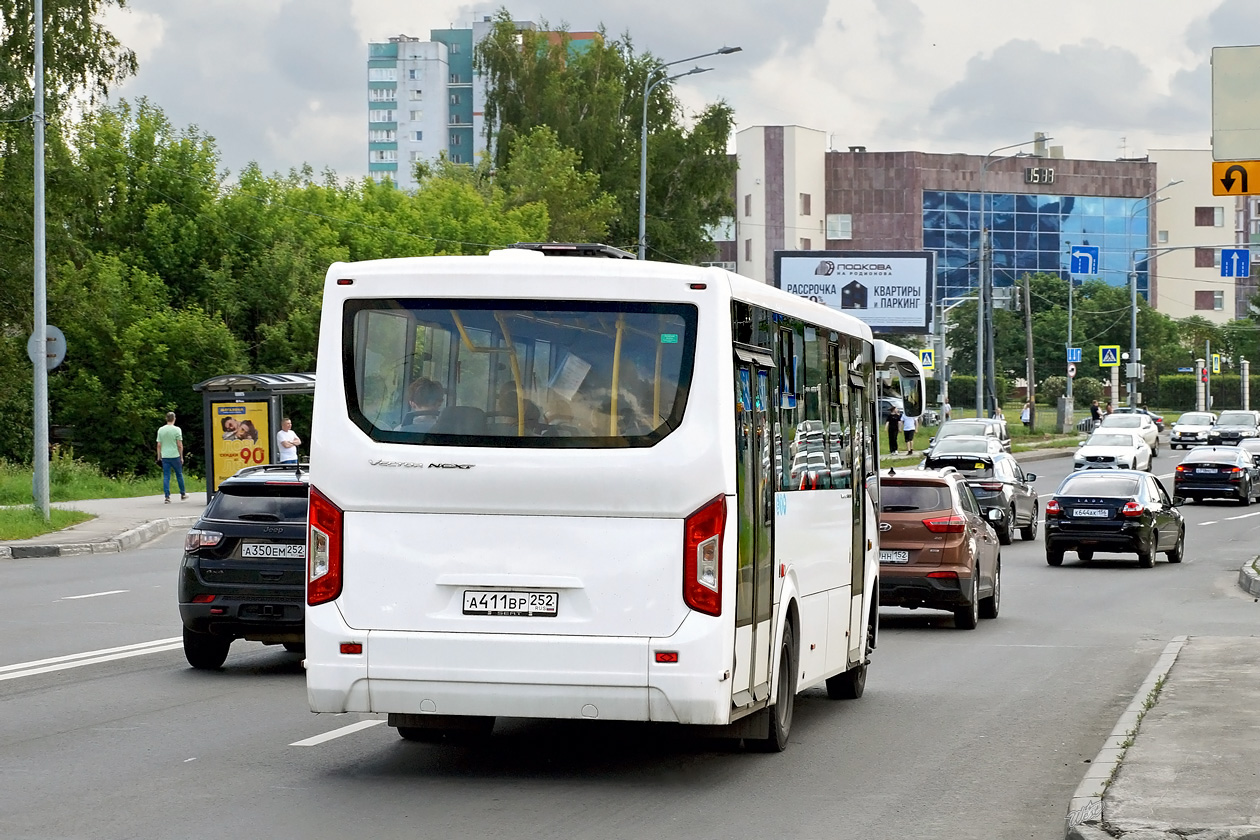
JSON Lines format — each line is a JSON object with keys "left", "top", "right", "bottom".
{"left": 1021, "top": 400, "right": 1032, "bottom": 428}
{"left": 901, "top": 411, "right": 917, "bottom": 455}
{"left": 156, "top": 411, "right": 186, "bottom": 503}
{"left": 886, "top": 405, "right": 902, "bottom": 454}
{"left": 1090, "top": 399, "right": 1101, "bottom": 429}
{"left": 276, "top": 418, "right": 302, "bottom": 464}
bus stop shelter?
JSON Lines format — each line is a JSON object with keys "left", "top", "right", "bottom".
{"left": 193, "top": 373, "right": 315, "bottom": 496}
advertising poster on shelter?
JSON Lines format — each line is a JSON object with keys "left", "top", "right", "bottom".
{"left": 210, "top": 401, "right": 270, "bottom": 490}
{"left": 774, "top": 251, "right": 935, "bottom": 334}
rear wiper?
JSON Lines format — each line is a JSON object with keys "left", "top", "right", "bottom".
{"left": 236, "top": 513, "right": 281, "bottom": 522}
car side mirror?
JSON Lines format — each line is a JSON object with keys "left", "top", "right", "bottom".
{"left": 1077, "top": 441, "right": 1085, "bottom": 447}
{"left": 1172, "top": 495, "right": 1186, "bottom": 507}
{"left": 1026, "top": 473, "right": 1037, "bottom": 481}
{"left": 928, "top": 437, "right": 936, "bottom": 445}
{"left": 986, "top": 508, "right": 1004, "bottom": 522}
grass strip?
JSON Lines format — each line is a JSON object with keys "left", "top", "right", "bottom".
{"left": 0, "top": 508, "right": 94, "bottom": 541}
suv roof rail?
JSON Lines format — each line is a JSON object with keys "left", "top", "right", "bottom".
{"left": 507, "top": 242, "right": 637, "bottom": 260}
{"left": 232, "top": 463, "right": 308, "bottom": 478}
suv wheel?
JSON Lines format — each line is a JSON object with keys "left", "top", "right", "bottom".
{"left": 183, "top": 627, "right": 231, "bottom": 670}
{"left": 1018, "top": 504, "right": 1038, "bottom": 541}
{"left": 1046, "top": 549, "right": 1064, "bottom": 567}
{"left": 953, "top": 575, "right": 980, "bottom": 630}
{"left": 997, "top": 513, "right": 1013, "bottom": 546}
{"left": 979, "top": 559, "right": 1000, "bottom": 619}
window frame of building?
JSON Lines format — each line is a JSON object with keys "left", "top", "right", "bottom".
{"left": 368, "top": 68, "right": 397, "bottom": 82}
{"left": 745, "top": 239, "right": 752, "bottom": 262}
{"left": 450, "top": 93, "right": 461, "bottom": 106}
{"left": 450, "top": 133, "right": 462, "bottom": 146}
{"left": 800, "top": 193, "right": 811, "bottom": 216}
{"left": 413, "top": 130, "right": 423, "bottom": 142}
{"left": 1195, "top": 289, "right": 1225, "bottom": 311}
{"left": 409, "top": 110, "right": 422, "bottom": 121}
{"left": 800, "top": 238, "right": 812, "bottom": 250}
{"left": 1195, "top": 206, "right": 1224, "bottom": 227}
{"left": 370, "top": 149, "right": 398, "bottom": 163}
{"left": 368, "top": 109, "right": 395, "bottom": 123}
{"left": 826, "top": 213, "right": 853, "bottom": 240}
{"left": 407, "top": 69, "right": 422, "bottom": 81}
{"left": 368, "top": 129, "right": 396, "bottom": 142}
{"left": 1157, "top": 229, "right": 1169, "bottom": 243}
{"left": 744, "top": 194, "right": 752, "bottom": 217}
{"left": 369, "top": 88, "right": 397, "bottom": 102}
{"left": 410, "top": 88, "right": 423, "bottom": 100}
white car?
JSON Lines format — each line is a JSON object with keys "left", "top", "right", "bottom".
{"left": 1074, "top": 430, "right": 1153, "bottom": 471}
{"left": 1098, "top": 413, "right": 1159, "bottom": 456}
{"left": 1170, "top": 411, "right": 1216, "bottom": 450}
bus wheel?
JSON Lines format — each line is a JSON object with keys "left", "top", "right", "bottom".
{"left": 826, "top": 662, "right": 867, "bottom": 700}
{"left": 752, "top": 623, "right": 797, "bottom": 752}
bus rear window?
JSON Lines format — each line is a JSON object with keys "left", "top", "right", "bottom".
{"left": 344, "top": 299, "right": 697, "bottom": 448}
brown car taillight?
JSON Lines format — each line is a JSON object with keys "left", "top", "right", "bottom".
{"left": 308, "top": 486, "right": 344, "bottom": 606}
{"left": 683, "top": 496, "right": 726, "bottom": 616}
{"left": 922, "top": 514, "right": 966, "bottom": 533}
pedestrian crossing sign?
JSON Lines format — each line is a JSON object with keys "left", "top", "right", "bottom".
{"left": 1099, "top": 345, "right": 1121, "bottom": 367}
{"left": 1212, "top": 353, "right": 1221, "bottom": 374}
{"left": 919, "top": 349, "right": 935, "bottom": 370}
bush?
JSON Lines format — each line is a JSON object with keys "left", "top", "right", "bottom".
{"left": 1039, "top": 375, "right": 1106, "bottom": 406}
{"left": 1155, "top": 374, "right": 1260, "bottom": 411}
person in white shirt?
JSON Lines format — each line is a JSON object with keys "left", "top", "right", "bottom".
{"left": 901, "top": 411, "right": 918, "bottom": 455}
{"left": 276, "top": 417, "right": 301, "bottom": 463}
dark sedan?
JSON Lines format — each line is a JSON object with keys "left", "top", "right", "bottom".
{"left": 1043, "top": 470, "right": 1185, "bottom": 568}
{"left": 1174, "top": 448, "right": 1260, "bottom": 504}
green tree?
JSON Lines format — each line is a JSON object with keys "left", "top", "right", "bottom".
{"left": 475, "top": 11, "right": 736, "bottom": 264}
{"left": 498, "top": 126, "right": 617, "bottom": 243}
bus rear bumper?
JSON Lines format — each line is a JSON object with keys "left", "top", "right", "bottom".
{"left": 306, "top": 604, "right": 732, "bottom": 725}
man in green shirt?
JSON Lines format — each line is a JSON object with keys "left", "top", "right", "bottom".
{"left": 156, "top": 412, "right": 187, "bottom": 503}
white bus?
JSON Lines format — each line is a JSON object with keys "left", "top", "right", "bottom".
{"left": 305, "top": 243, "right": 922, "bottom": 751}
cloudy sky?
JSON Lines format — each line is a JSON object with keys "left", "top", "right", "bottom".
{"left": 100, "top": 0, "right": 1260, "bottom": 180}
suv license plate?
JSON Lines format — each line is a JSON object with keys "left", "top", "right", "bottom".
{"left": 463, "top": 590, "right": 558, "bottom": 617}
{"left": 1072, "top": 508, "right": 1109, "bottom": 518}
{"left": 241, "top": 543, "right": 306, "bottom": 559}
{"left": 879, "top": 549, "right": 909, "bottom": 564}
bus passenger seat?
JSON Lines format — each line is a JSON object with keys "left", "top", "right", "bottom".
{"left": 432, "top": 406, "right": 487, "bottom": 435}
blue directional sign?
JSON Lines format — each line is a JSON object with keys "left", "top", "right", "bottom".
{"left": 1070, "top": 246, "right": 1100, "bottom": 276}
{"left": 1177, "top": 367, "right": 1194, "bottom": 373}
{"left": 1222, "top": 248, "right": 1251, "bottom": 277}
{"left": 1067, "top": 347, "right": 1082, "bottom": 363}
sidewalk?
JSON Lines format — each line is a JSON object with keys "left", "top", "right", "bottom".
{"left": 1067, "top": 634, "right": 1260, "bottom": 840}
{"left": 0, "top": 494, "right": 206, "bottom": 559}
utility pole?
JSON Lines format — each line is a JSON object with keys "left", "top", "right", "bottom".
{"left": 32, "top": 0, "right": 50, "bottom": 520}
{"left": 1023, "top": 272, "right": 1036, "bottom": 431}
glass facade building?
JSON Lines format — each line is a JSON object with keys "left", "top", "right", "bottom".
{"left": 922, "top": 190, "right": 1151, "bottom": 304}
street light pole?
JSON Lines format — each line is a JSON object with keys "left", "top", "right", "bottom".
{"left": 1126, "top": 180, "right": 1181, "bottom": 407}
{"left": 637, "top": 46, "right": 741, "bottom": 260}
{"left": 977, "top": 138, "right": 1050, "bottom": 417}
{"left": 33, "top": 0, "right": 49, "bottom": 520}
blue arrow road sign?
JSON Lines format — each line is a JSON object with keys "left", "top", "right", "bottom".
{"left": 1070, "top": 246, "right": 1100, "bottom": 276}
{"left": 1222, "top": 248, "right": 1250, "bottom": 277}
{"left": 1067, "top": 347, "right": 1082, "bottom": 363}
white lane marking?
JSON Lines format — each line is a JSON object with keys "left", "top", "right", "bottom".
{"left": 60, "top": 589, "right": 129, "bottom": 601}
{"left": 290, "top": 719, "right": 387, "bottom": 747}
{"left": 1223, "top": 511, "right": 1260, "bottom": 521}
{"left": 0, "top": 637, "right": 182, "bottom": 681}
{"left": 1199, "top": 520, "right": 1219, "bottom": 526}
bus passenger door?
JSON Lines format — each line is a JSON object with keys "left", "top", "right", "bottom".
{"left": 733, "top": 355, "right": 775, "bottom": 708}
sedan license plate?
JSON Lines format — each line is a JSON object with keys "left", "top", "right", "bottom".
{"left": 241, "top": 542, "right": 306, "bottom": 559}
{"left": 879, "top": 549, "right": 910, "bottom": 564}
{"left": 463, "top": 590, "right": 558, "bottom": 617}
{"left": 1072, "top": 508, "right": 1109, "bottom": 518}
{"left": 1196, "top": 468, "right": 1217, "bottom": 474}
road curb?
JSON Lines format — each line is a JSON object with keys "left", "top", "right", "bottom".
{"left": 0, "top": 515, "right": 198, "bottom": 560}
{"left": 1015, "top": 446, "right": 1080, "bottom": 463}
{"left": 1239, "top": 558, "right": 1260, "bottom": 598}
{"left": 1064, "top": 635, "right": 1188, "bottom": 839}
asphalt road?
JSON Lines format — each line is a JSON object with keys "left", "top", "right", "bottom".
{"left": 2, "top": 450, "right": 1257, "bottom": 840}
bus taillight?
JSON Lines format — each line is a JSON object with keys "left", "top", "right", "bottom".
{"left": 683, "top": 495, "right": 726, "bottom": 616}
{"left": 308, "top": 486, "right": 344, "bottom": 606}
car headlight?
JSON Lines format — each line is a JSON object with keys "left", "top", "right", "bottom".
{"left": 1243, "top": 431, "right": 1256, "bottom": 438}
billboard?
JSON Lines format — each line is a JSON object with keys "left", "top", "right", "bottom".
{"left": 774, "top": 250, "right": 935, "bottom": 334}
{"left": 209, "top": 401, "right": 271, "bottom": 490}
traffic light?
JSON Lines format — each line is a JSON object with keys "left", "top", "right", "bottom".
{"left": 1201, "top": 367, "right": 1209, "bottom": 383}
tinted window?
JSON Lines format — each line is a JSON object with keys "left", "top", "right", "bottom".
{"left": 209, "top": 484, "right": 309, "bottom": 522}
{"left": 936, "top": 421, "right": 991, "bottom": 439}
{"left": 1183, "top": 453, "right": 1246, "bottom": 465}
{"left": 880, "top": 483, "right": 950, "bottom": 512}
{"left": 930, "top": 437, "right": 994, "bottom": 455}
{"left": 346, "top": 300, "right": 696, "bottom": 448}
{"left": 924, "top": 455, "right": 993, "bottom": 477}
{"left": 1218, "top": 412, "right": 1257, "bottom": 427}
{"left": 1058, "top": 475, "right": 1141, "bottom": 497}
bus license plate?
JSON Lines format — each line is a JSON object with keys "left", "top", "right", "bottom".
{"left": 462, "top": 590, "right": 558, "bottom": 617}
{"left": 879, "top": 549, "right": 909, "bottom": 564}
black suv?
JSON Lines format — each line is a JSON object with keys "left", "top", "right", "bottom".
{"left": 178, "top": 464, "right": 309, "bottom": 669}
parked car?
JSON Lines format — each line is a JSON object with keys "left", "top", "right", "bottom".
{"left": 923, "top": 434, "right": 1005, "bottom": 459}
{"left": 877, "top": 467, "right": 1003, "bottom": 629}
{"left": 1207, "top": 410, "right": 1260, "bottom": 446}
{"left": 922, "top": 451, "right": 1038, "bottom": 544}
{"left": 929, "top": 417, "right": 1012, "bottom": 452}
{"left": 1073, "top": 429, "right": 1153, "bottom": 471}
{"left": 178, "top": 463, "right": 310, "bottom": 669}
{"left": 1174, "top": 447, "right": 1260, "bottom": 504}
{"left": 1112, "top": 406, "right": 1165, "bottom": 432}
{"left": 1043, "top": 469, "right": 1185, "bottom": 568}
{"left": 1098, "top": 413, "right": 1159, "bottom": 455}
{"left": 1170, "top": 411, "right": 1216, "bottom": 450}
{"left": 879, "top": 397, "right": 904, "bottom": 421}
